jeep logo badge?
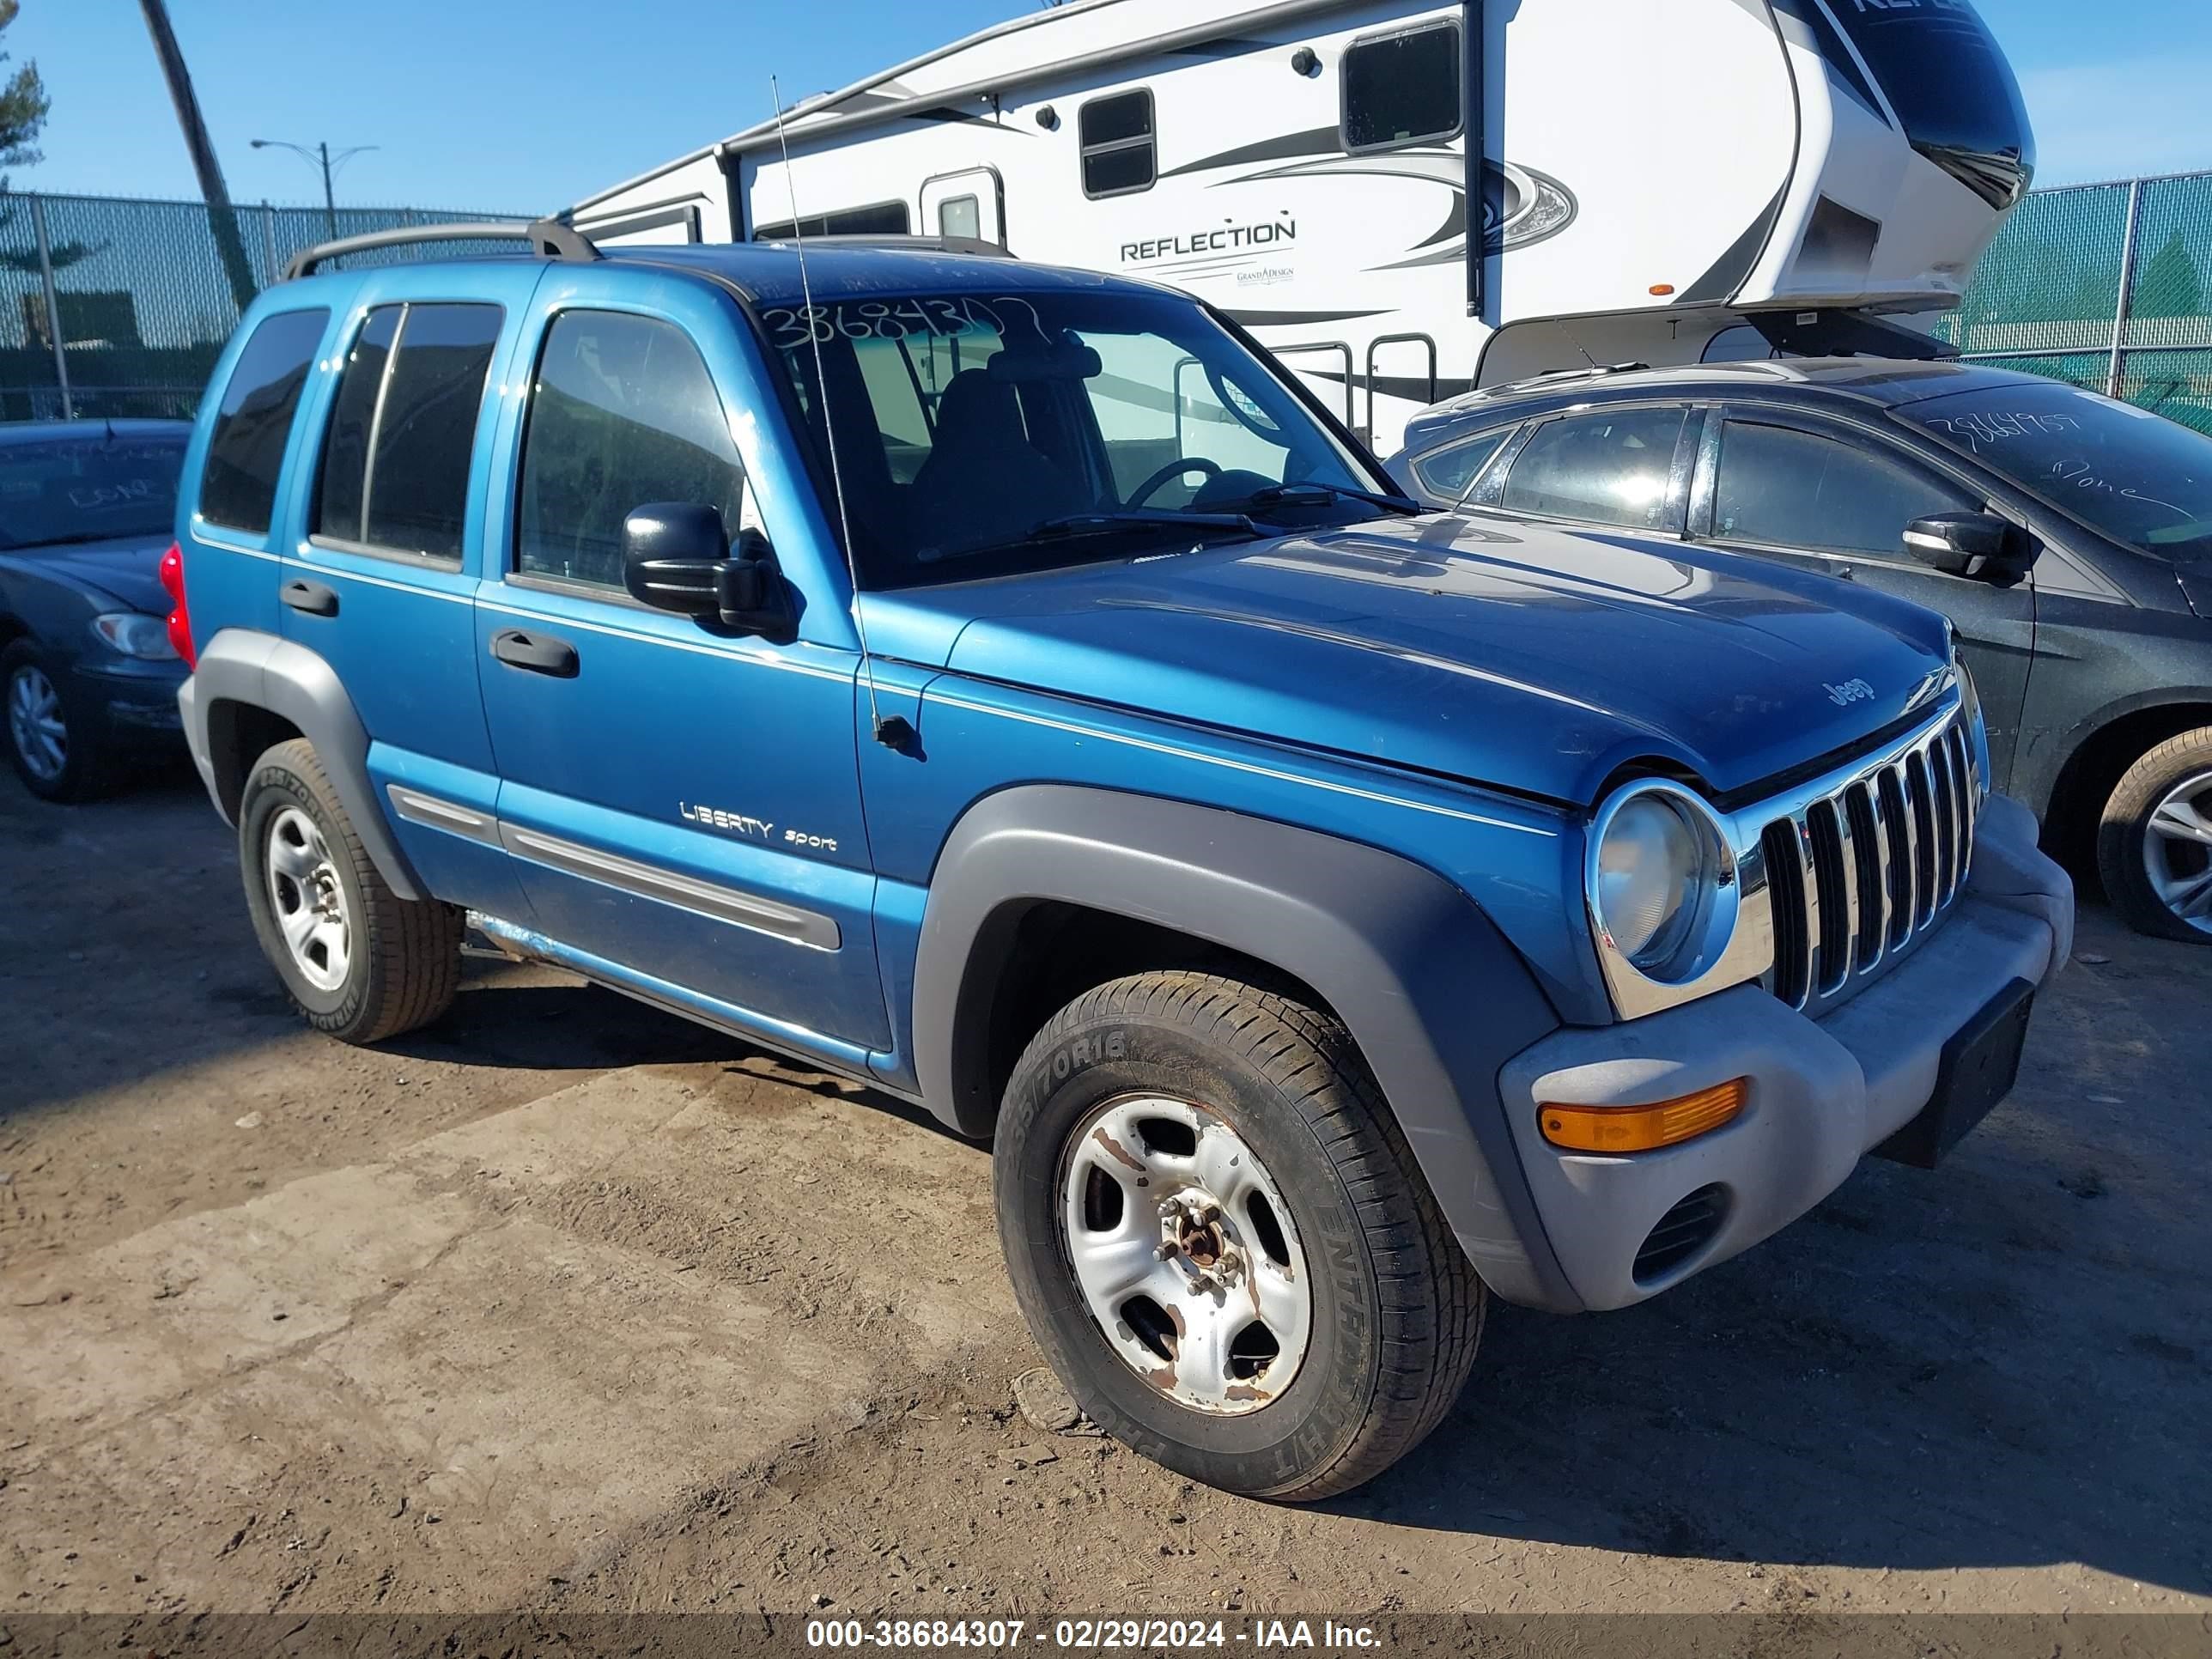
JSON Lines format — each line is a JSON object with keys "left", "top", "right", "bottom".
{"left": 1825, "top": 678, "right": 1876, "bottom": 708}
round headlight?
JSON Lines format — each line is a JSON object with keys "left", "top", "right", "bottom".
{"left": 1595, "top": 791, "right": 1714, "bottom": 973}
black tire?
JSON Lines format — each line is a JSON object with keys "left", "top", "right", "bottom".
{"left": 2, "top": 640, "right": 121, "bottom": 803}
{"left": 239, "top": 738, "right": 464, "bottom": 1042}
{"left": 994, "top": 970, "right": 1484, "bottom": 1501}
{"left": 2098, "top": 726, "right": 2212, "bottom": 943}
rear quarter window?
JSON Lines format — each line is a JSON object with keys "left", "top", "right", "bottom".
{"left": 198, "top": 308, "right": 330, "bottom": 535}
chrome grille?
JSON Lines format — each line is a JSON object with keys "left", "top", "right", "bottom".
{"left": 1760, "top": 708, "right": 1978, "bottom": 1012}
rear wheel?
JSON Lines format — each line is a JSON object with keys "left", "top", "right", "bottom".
{"left": 994, "top": 971, "right": 1484, "bottom": 1501}
{"left": 2098, "top": 727, "right": 2212, "bottom": 942}
{"left": 3, "top": 641, "right": 118, "bottom": 803}
{"left": 239, "top": 738, "right": 464, "bottom": 1042}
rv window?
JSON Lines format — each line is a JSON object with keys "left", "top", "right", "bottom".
{"left": 1342, "top": 21, "right": 1462, "bottom": 152}
{"left": 754, "top": 201, "right": 912, "bottom": 240}
{"left": 1079, "top": 89, "right": 1155, "bottom": 198}
{"left": 938, "top": 195, "right": 981, "bottom": 240}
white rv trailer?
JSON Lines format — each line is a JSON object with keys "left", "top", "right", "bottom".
{"left": 571, "top": 0, "right": 2033, "bottom": 454}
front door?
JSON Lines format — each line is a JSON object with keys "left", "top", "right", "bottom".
{"left": 472, "top": 270, "right": 887, "bottom": 1051}
{"left": 921, "top": 167, "right": 1006, "bottom": 248}
{"left": 1695, "top": 408, "right": 2038, "bottom": 789}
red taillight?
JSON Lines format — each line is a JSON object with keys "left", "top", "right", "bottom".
{"left": 158, "top": 541, "right": 196, "bottom": 669}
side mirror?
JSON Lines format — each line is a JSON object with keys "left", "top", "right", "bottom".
{"left": 622, "top": 503, "right": 792, "bottom": 637}
{"left": 1902, "top": 512, "right": 2034, "bottom": 583}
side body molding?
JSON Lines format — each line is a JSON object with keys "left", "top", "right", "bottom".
{"left": 178, "top": 627, "right": 428, "bottom": 902}
{"left": 910, "top": 785, "right": 1576, "bottom": 1310}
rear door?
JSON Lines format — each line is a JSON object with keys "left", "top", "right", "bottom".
{"left": 277, "top": 267, "right": 543, "bottom": 915}
{"left": 921, "top": 167, "right": 1005, "bottom": 247}
{"left": 471, "top": 265, "right": 886, "bottom": 1051}
{"left": 1690, "top": 406, "right": 2038, "bottom": 789}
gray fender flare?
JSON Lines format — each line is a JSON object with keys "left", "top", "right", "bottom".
{"left": 910, "top": 784, "right": 1577, "bottom": 1310}
{"left": 179, "top": 627, "right": 426, "bottom": 902}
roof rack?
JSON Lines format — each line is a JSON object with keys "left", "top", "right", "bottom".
{"left": 283, "top": 217, "right": 600, "bottom": 282}
{"left": 751, "top": 232, "right": 1017, "bottom": 260}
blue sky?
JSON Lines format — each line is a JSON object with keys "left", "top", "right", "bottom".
{"left": 7, "top": 1, "right": 2209, "bottom": 212}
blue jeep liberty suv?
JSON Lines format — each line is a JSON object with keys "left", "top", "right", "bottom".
{"left": 167, "top": 223, "right": 2074, "bottom": 1500}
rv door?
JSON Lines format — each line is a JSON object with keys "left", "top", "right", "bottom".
{"left": 921, "top": 167, "right": 1005, "bottom": 248}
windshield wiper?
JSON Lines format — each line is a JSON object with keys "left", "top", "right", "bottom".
{"left": 1027, "top": 508, "right": 1262, "bottom": 543}
{"left": 1237, "top": 481, "right": 1420, "bottom": 517}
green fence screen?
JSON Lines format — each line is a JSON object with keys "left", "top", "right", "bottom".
{"left": 1934, "top": 167, "right": 2212, "bottom": 434}
{"left": 0, "top": 191, "right": 526, "bottom": 422}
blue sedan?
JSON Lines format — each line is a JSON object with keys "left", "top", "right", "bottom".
{"left": 1, "top": 419, "right": 192, "bottom": 800}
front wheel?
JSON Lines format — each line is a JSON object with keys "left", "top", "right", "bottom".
{"left": 994, "top": 971, "right": 1484, "bottom": 1501}
{"left": 2098, "top": 726, "right": 2212, "bottom": 942}
{"left": 3, "top": 641, "right": 118, "bottom": 802}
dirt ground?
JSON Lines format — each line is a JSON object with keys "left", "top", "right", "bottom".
{"left": 3, "top": 767, "right": 2209, "bottom": 1632}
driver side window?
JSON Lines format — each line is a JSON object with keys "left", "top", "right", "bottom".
{"left": 515, "top": 310, "right": 750, "bottom": 590}
{"left": 1713, "top": 420, "right": 1975, "bottom": 557}
{"left": 1080, "top": 331, "right": 1292, "bottom": 505}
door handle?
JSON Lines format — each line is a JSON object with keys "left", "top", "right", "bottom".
{"left": 490, "top": 628, "right": 580, "bottom": 678}
{"left": 280, "top": 578, "right": 339, "bottom": 617}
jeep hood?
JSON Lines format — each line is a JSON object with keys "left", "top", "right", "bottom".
{"left": 868, "top": 516, "right": 1954, "bottom": 805}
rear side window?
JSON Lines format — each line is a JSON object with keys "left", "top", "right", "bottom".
{"left": 1500, "top": 406, "right": 1687, "bottom": 529}
{"left": 1411, "top": 428, "right": 1512, "bottom": 503}
{"left": 313, "top": 301, "right": 502, "bottom": 561}
{"left": 198, "top": 307, "right": 329, "bottom": 535}
{"left": 516, "top": 310, "right": 748, "bottom": 590}
{"left": 1343, "top": 22, "right": 1462, "bottom": 152}
{"left": 1080, "top": 90, "right": 1155, "bottom": 198}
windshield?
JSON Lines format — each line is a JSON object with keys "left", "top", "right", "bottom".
{"left": 1900, "top": 382, "right": 2212, "bottom": 562}
{"left": 762, "top": 288, "right": 1382, "bottom": 587}
{"left": 1827, "top": 0, "right": 2033, "bottom": 209}
{"left": 0, "top": 434, "right": 185, "bottom": 551}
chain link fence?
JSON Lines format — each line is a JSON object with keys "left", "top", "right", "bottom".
{"left": 1934, "top": 167, "right": 2212, "bottom": 434}
{"left": 0, "top": 191, "right": 528, "bottom": 423}
{"left": 3, "top": 174, "right": 2209, "bottom": 430}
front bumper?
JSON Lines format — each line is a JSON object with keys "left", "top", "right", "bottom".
{"left": 73, "top": 657, "right": 187, "bottom": 746}
{"left": 1496, "top": 793, "right": 2072, "bottom": 1313}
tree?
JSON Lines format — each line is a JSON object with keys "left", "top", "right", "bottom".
{"left": 2136, "top": 229, "right": 2205, "bottom": 323}
{"left": 1, "top": 0, "right": 50, "bottom": 192}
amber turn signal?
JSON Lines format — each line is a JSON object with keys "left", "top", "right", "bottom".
{"left": 1539, "top": 1078, "right": 1747, "bottom": 1153}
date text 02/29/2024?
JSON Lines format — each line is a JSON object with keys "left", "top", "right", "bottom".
{"left": 803, "top": 1619, "right": 1384, "bottom": 1650}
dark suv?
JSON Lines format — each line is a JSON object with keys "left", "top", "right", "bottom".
{"left": 1389, "top": 360, "right": 2212, "bottom": 942}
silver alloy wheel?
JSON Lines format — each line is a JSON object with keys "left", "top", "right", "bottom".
{"left": 265, "top": 806, "right": 353, "bottom": 991}
{"left": 2144, "top": 769, "right": 2212, "bottom": 936}
{"left": 1059, "top": 1093, "right": 1312, "bottom": 1414}
{"left": 7, "top": 664, "right": 68, "bottom": 783}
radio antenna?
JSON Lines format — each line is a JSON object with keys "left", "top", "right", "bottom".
{"left": 769, "top": 76, "right": 901, "bottom": 748}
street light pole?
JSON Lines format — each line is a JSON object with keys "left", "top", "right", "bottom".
{"left": 252, "top": 138, "right": 379, "bottom": 240}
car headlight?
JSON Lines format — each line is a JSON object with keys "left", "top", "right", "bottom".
{"left": 1587, "top": 780, "right": 1753, "bottom": 1018}
{"left": 91, "top": 611, "right": 179, "bottom": 661}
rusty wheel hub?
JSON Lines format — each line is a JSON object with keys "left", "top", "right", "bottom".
{"left": 1060, "top": 1094, "right": 1312, "bottom": 1415}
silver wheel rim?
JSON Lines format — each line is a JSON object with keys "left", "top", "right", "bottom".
{"left": 2145, "top": 769, "right": 2212, "bottom": 936}
{"left": 265, "top": 806, "right": 353, "bottom": 991}
{"left": 7, "top": 665, "right": 68, "bottom": 783}
{"left": 1058, "top": 1094, "right": 1312, "bottom": 1415}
